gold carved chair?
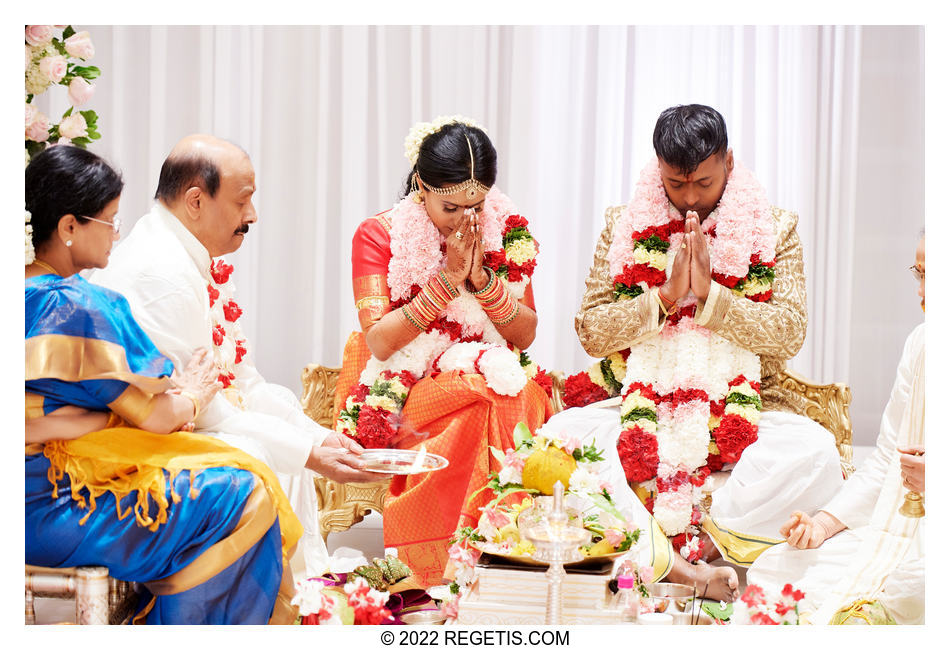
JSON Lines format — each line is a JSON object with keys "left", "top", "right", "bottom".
{"left": 777, "top": 368, "right": 856, "bottom": 477}
{"left": 299, "top": 364, "right": 853, "bottom": 539}
{"left": 300, "top": 365, "right": 389, "bottom": 540}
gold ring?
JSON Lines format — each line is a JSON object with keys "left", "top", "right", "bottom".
{"left": 681, "top": 242, "right": 687, "bottom": 249}
{"left": 455, "top": 232, "right": 464, "bottom": 240}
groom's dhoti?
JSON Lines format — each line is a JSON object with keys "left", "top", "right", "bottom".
{"left": 543, "top": 405, "right": 843, "bottom": 566}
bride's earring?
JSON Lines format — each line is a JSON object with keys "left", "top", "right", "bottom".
{"left": 65, "top": 240, "right": 72, "bottom": 247}
{"left": 411, "top": 174, "right": 424, "bottom": 204}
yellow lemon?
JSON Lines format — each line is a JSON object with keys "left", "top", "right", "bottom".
{"left": 581, "top": 538, "right": 617, "bottom": 557}
{"left": 522, "top": 446, "right": 577, "bottom": 495}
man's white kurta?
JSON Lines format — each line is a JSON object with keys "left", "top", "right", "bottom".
{"left": 748, "top": 323, "right": 925, "bottom": 624}
{"left": 91, "top": 202, "right": 330, "bottom": 576}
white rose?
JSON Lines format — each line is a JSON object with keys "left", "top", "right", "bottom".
{"left": 58, "top": 113, "right": 88, "bottom": 140}
{"left": 39, "top": 55, "right": 67, "bottom": 84}
{"left": 25, "top": 109, "right": 50, "bottom": 142}
{"left": 25, "top": 25, "right": 55, "bottom": 47}
{"left": 67, "top": 77, "right": 95, "bottom": 106}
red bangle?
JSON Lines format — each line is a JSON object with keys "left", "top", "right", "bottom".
{"left": 657, "top": 288, "right": 679, "bottom": 314}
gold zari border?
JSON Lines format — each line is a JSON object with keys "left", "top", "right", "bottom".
{"left": 701, "top": 516, "right": 783, "bottom": 567}
{"left": 144, "top": 477, "right": 276, "bottom": 596}
{"left": 26, "top": 334, "right": 171, "bottom": 394}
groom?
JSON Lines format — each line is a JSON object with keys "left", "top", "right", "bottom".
{"left": 551, "top": 104, "right": 844, "bottom": 602}
{"left": 92, "top": 134, "right": 383, "bottom": 578}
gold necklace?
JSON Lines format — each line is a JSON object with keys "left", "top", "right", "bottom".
{"left": 32, "top": 259, "right": 62, "bottom": 276}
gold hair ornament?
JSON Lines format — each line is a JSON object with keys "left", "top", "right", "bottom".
{"left": 416, "top": 136, "right": 491, "bottom": 200}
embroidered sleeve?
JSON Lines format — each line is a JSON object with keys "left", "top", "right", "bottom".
{"left": 351, "top": 218, "right": 394, "bottom": 332}
{"left": 696, "top": 208, "right": 806, "bottom": 359}
{"left": 575, "top": 206, "right": 663, "bottom": 358}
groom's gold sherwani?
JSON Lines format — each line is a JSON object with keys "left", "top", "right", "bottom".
{"left": 574, "top": 204, "right": 809, "bottom": 415}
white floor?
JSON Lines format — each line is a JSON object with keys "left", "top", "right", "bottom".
{"left": 31, "top": 445, "right": 876, "bottom": 624}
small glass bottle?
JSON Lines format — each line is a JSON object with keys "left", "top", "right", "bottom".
{"left": 611, "top": 574, "right": 640, "bottom": 624}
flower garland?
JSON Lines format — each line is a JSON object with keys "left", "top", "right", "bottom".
{"left": 206, "top": 259, "right": 250, "bottom": 400}
{"left": 562, "top": 349, "right": 630, "bottom": 408}
{"left": 293, "top": 576, "right": 394, "bottom": 625}
{"left": 403, "top": 115, "right": 483, "bottom": 166}
{"left": 25, "top": 210, "right": 35, "bottom": 265}
{"left": 730, "top": 583, "right": 805, "bottom": 625}
{"left": 337, "top": 190, "right": 548, "bottom": 449}
{"left": 600, "top": 158, "right": 775, "bottom": 561}
{"left": 25, "top": 26, "right": 102, "bottom": 162}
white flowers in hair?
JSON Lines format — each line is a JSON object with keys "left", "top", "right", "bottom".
{"left": 25, "top": 210, "right": 35, "bottom": 265}
{"left": 403, "top": 115, "right": 483, "bottom": 166}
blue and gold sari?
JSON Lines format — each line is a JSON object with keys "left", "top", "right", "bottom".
{"left": 26, "top": 274, "right": 302, "bottom": 624}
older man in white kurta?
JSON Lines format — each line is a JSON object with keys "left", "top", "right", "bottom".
{"left": 92, "top": 135, "right": 381, "bottom": 577}
{"left": 747, "top": 323, "right": 925, "bottom": 624}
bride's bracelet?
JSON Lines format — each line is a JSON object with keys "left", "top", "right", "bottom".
{"left": 473, "top": 267, "right": 520, "bottom": 326}
{"left": 402, "top": 271, "right": 459, "bottom": 331}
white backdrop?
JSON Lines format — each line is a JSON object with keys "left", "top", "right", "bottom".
{"left": 35, "top": 25, "right": 924, "bottom": 446}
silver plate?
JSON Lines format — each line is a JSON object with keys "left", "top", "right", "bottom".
{"left": 360, "top": 449, "right": 449, "bottom": 475}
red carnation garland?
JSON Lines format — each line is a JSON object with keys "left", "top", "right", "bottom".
{"left": 616, "top": 426, "right": 659, "bottom": 482}
{"left": 208, "top": 259, "right": 247, "bottom": 389}
{"left": 564, "top": 373, "right": 611, "bottom": 407}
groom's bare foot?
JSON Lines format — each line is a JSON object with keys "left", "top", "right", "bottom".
{"left": 665, "top": 554, "right": 739, "bottom": 603}
{"left": 691, "top": 561, "right": 739, "bottom": 603}
{"left": 699, "top": 531, "right": 721, "bottom": 563}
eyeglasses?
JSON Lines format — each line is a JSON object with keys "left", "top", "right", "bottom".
{"left": 82, "top": 215, "right": 122, "bottom": 233}
{"left": 908, "top": 264, "right": 925, "bottom": 281}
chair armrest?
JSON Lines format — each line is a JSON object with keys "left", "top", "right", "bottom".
{"left": 548, "top": 370, "right": 566, "bottom": 413}
{"left": 302, "top": 363, "right": 388, "bottom": 537}
{"left": 300, "top": 364, "right": 342, "bottom": 428}
{"left": 777, "top": 368, "right": 855, "bottom": 477}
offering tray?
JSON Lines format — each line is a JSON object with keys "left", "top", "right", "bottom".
{"left": 471, "top": 540, "right": 624, "bottom": 568}
{"left": 360, "top": 449, "right": 449, "bottom": 475}
{"left": 475, "top": 549, "right": 614, "bottom": 574}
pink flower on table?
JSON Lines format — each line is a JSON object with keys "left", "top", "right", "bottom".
{"left": 67, "top": 77, "right": 95, "bottom": 106}
{"left": 482, "top": 507, "right": 509, "bottom": 529}
{"left": 25, "top": 108, "right": 50, "bottom": 143}
{"left": 25, "top": 25, "right": 55, "bottom": 47}
{"left": 502, "top": 448, "right": 525, "bottom": 471}
{"left": 39, "top": 55, "right": 67, "bottom": 84}
{"left": 64, "top": 31, "right": 95, "bottom": 60}
{"left": 58, "top": 113, "right": 88, "bottom": 139}
{"left": 603, "top": 528, "right": 625, "bottom": 547}
{"left": 639, "top": 565, "right": 654, "bottom": 584}
{"left": 448, "top": 542, "right": 478, "bottom": 568}
{"left": 561, "top": 436, "right": 582, "bottom": 455}
{"left": 439, "top": 595, "right": 460, "bottom": 619}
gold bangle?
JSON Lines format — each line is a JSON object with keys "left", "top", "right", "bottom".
{"left": 655, "top": 290, "right": 669, "bottom": 316}
{"left": 180, "top": 390, "right": 201, "bottom": 421}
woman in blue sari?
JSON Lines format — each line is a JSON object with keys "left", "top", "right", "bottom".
{"left": 25, "top": 146, "right": 302, "bottom": 624}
